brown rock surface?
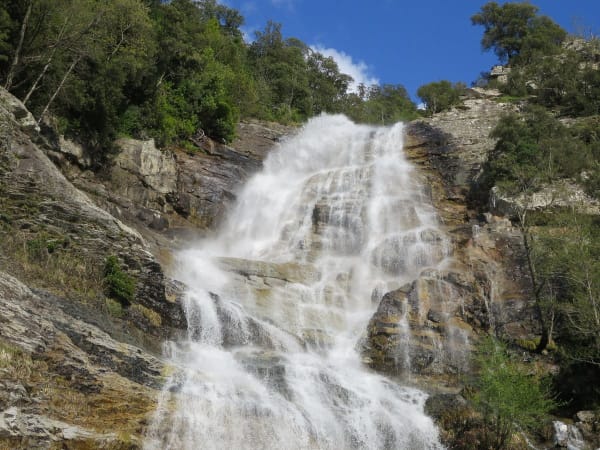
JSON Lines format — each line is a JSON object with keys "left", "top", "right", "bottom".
{"left": 0, "top": 271, "right": 163, "bottom": 449}
{"left": 0, "top": 87, "right": 185, "bottom": 448}
{"left": 53, "top": 120, "right": 297, "bottom": 244}
{"left": 405, "top": 89, "right": 514, "bottom": 224}
{"left": 363, "top": 92, "right": 539, "bottom": 383}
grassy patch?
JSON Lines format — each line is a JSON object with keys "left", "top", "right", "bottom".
{"left": 0, "top": 229, "right": 102, "bottom": 305}
{"left": 516, "top": 337, "right": 557, "bottom": 352}
{"left": 130, "top": 303, "right": 162, "bottom": 327}
{"left": 494, "top": 95, "right": 527, "bottom": 104}
{"left": 105, "top": 298, "right": 125, "bottom": 318}
{"left": 0, "top": 340, "right": 46, "bottom": 381}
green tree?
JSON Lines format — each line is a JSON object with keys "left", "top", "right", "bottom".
{"left": 147, "top": 0, "right": 247, "bottom": 142}
{"left": 0, "top": 5, "right": 14, "bottom": 64}
{"left": 306, "top": 50, "right": 352, "bottom": 114}
{"left": 0, "top": 0, "right": 156, "bottom": 153}
{"left": 520, "top": 212, "right": 600, "bottom": 409}
{"left": 472, "top": 337, "right": 556, "bottom": 450}
{"left": 48, "top": 0, "right": 156, "bottom": 149}
{"left": 417, "top": 80, "right": 466, "bottom": 115}
{"left": 480, "top": 105, "right": 575, "bottom": 195}
{"left": 366, "top": 84, "right": 418, "bottom": 123}
{"left": 249, "top": 21, "right": 312, "bottom": 122}
{"left": 541, "top": 213, "right": 600, "bottom": 367}
{"left": 343, "top": 83, "right": 417, "bottom": 125}
{"left": 471, "top": 2, "right": 566, "bottom": 65}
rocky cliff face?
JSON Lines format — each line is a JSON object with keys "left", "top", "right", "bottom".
{"left": 406, "top": 90, "right": 538, "bottom": 345}
{"left": 0, "top": 85, "right": 572, "bottom": 448}
{"left": 361, "top": 90, "right": 541, "bottom": 387}
{"left": 49, "top": 119, "right": 295, "bottom": 247}
{"left": 0, "top": 272, "right": 163, "bottom": 449}
{"left": 0, "top": 89, "right": 188, "bottom": 448}
{"left": 0, "top": 87, "right": 296, "bottom": 448}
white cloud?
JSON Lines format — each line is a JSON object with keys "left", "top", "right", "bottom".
{"left": 310, "top": 45, "right": 379, "bottom": 93}
{"left": 240, "top": 25, "right": 256, "bottom": 43}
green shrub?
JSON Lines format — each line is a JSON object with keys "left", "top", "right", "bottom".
{"left": 103, "top": 256, "right": 135, "bottom": 306}
{"left": 118, "top": 105, "right": 144, "bottom": 138}
{"left": 516, "top": 337, "right": 556, "bottom": 352}
{"left": 417, "top": 80, "right": 466, "bottom": 115}
{"left": 472, "top": 337, "right": 557, "bottom": 450}
{"left": 25, "top": 234, "right": 66, "bottom": 259}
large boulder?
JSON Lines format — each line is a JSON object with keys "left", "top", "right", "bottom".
{"left": 0, "top": 89, "right": 39, "bottom": 133}
{"left": 490, "top": 182, "right": 600, "bottom": 218}
{"left": 362, "top": 270, "right": 474, "bottom": 376}
{"left": 113, "top": 137, "right": 178, "bottom": 196}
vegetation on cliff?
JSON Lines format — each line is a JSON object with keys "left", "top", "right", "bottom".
{"left": 470, "top": 0, "right": 600, "bottom": 430}
{"left": 473, "top": 338, "right": 556, "bottom": 450}
{"left": 0, "top": 0, "right": 417, "bottom": 157}
{"left": 416, "top": 80, "right": 467, "bottom": 115}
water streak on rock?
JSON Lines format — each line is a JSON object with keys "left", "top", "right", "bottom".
{"left": 145, "top": 115, "right": 449, "bottom": 450}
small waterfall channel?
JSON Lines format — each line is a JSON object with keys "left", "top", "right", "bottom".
{"left": 145, "top": 115, "right": 449, "bottom": 449}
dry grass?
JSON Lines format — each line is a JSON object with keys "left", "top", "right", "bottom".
{"left": 0, "top": 229, "right": 103, "bottom": 305}
{"left": 130, "top": 303, "right": 162, "bottom": 327}
{"left": 0, "top": 340, "right": 45, "bottom": 381}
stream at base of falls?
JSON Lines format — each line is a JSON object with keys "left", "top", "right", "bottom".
{"left": 144, "top": 115, "right": 449, "bottom": 450}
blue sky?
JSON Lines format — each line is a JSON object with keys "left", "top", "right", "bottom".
{"left": 222, "top": 0, "right": 600, "bottom": 101}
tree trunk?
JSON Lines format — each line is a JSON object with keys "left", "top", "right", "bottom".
{"left": 22, "top": 57, "right": 50, "bottom": 106}
{"left": 5, "top": 0, "right": 33, "bottom": 91}
{"left": 519, "top": 213, "right": 551, "bottom": 353}
{"left": 23, "top": 19, "right": 69, "bottom": 106}
{"left": 37, "top": 55, "right": 81, "bottom": 124}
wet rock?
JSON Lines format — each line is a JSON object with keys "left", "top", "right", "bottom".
{"left": 363, "top": 271, "right": 473, "bottom": 376}
{"left": 217, "top": 257, "right": 321, "bottom": 285}
{"left": 573, "top": 411, "right": 600, "bottom": 448}
{"left": 300, "top": 328, "right": 334, "bottom": 349}
{"left": 234, "top": 349, "right": 289, "bottom": 397}
{"left": 424, "top": 393, "right": 468, "bottom": 420}
{"left": 400, "top": 92, "right": 592, "bottom": 364}
{"left": 553, "top": 420, "right": 585, "bottom": 449}
{"left": 370, "top": 232, "right": 448, "bottom": 276}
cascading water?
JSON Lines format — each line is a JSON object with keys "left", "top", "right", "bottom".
{"left": 145, "top": 115, "right": 448, "bottom": 450}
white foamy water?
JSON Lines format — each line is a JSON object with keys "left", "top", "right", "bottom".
{"left": 145, "top": 115, "right": 447, "bottom": 450}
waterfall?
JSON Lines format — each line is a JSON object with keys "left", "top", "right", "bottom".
{"left": 145, "top": 115, "right": 447, "bottom": 450}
